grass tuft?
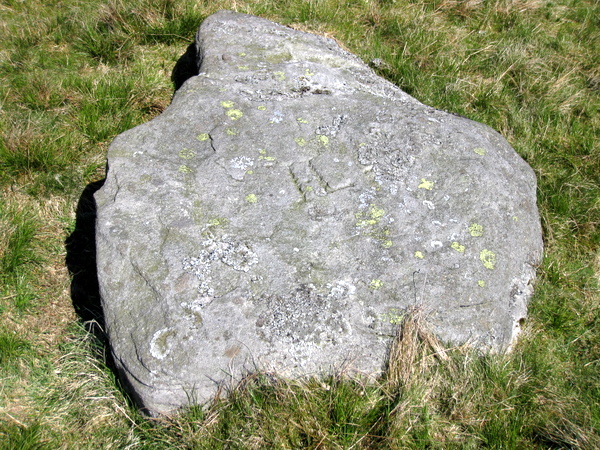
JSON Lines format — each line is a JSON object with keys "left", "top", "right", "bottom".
{"left": 0, "top": 422, "right": 49, "bottom": 450}
{"left": 0, "top": 331, "right": 31, "bottom": 369}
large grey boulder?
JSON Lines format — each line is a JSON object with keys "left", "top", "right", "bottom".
{"left": 94, "top": 10, "right": 543, "bottom": 416}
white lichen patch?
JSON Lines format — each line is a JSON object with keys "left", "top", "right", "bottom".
{"left": 230, "top": 156, "right": 254, "bottom": 171}
{"left": 150, "top": 327, "right": 176, "bottom": 360}
{"left": 270, "top": 111, "right": 284, "bottom": 123}
{"left": 327, "top": 281, "right": 357, "bottom": 299}
{"left": 182, "top": 236, "right": 258, "bottom": 296}
{"left": 181, "top": 300, "right": 205, "bottom": 325}
{"left": 259, "top": 284, "right": 351, "bottom": 347}
{"left": 480, "top": 249, "right": 497, "bottom": 270}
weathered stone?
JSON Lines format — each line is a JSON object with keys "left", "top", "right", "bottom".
{"left": 94, "top": 10, "right": 543, "bottom": 416}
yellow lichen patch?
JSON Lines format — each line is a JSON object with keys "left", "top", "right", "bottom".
{"left": 318, "top": 135, "right": 329, "bottom": 146}
{"left": 305, "top": 68, "right": 315, "bottom": 76}
{"left": 382, "top": 240, "right": 393, "bottom": 248}
{"left": 258, "top": 149, "right": 276, "bottom": 162}
{"left": 197, "top": 133, "right": 209, "bottom": 141}
{"left": 418, "top": 178, "right": 434, "bottom": 190}
{"left": 381, "top": 308, "right": 403, "bottom": 324}
{"left": 178, "top": 165, "right": 192, "bottom": 173}
{"left": 226, "top": 109, "right": 243, "bottom": 120}
{"left": 370, "top": 206, "right": 385, "bottom": 220}
{"left": 356, "top": 205, "right": 385, "bottom": 227}
{"left": 478, "top": 280, "right": 486, "bottom": 287}
{"left": 246, "top": 170, "right": 254, "bottom": 175}
{"left": 451, "top": 242, "right": 465, "bottom": 253}
{"left": 208, "top": 217, "right": 229, "bottom": 227}
{"left": 297, "top": 118, "right": 309, "bottom": 124}
{"left": 480, "top": 249, "right": 497, "bottom": 270}
{"left": 226, "top": 128, "right": 238, "bottom": 136}
{"left": 370, "top": 279, "right": 383, "bottom": 290}
{"left": 469, "top": 223, "right": 484, "bottom": 237}
{"left": 415, "top": 251, "right": 424, "bottom": 259}
{"left": 238, "top": 52, "right": 246, "bottom": 57}
{"left": 245, "top": 194, "right": 258, "bottom": 204}
{"left": 473, "top": 147, "right": 486, "bottom": 156}
{"left": 237, "top": 65, "right": 250, "bottom": 70}
{"left": 513, "top": 216, "right": 519, "bottom": 221}
{"left": 274, "top": 71, "right": 285, "bottom": 81}
{"left": 257, "top": 105, "right": 267, "bottom": 111}
{"left": 178, "top": 148, "right": 196, "bottom": 159}
{"left": 294, "top": 137, "right": 306, "bottom": 147}
{"left": 220, "top": 100, "right": 235, "bottom": 108}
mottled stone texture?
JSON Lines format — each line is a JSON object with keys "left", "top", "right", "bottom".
{"left": 94, "top": 11, "right": 543, "bottom": 416}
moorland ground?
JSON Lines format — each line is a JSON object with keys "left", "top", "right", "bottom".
{"left": 1, "top": 0, "right": 598, "bottom": 448}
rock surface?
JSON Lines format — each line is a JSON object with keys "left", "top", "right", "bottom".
{"left": 94, "top": 10, "right": 543, "bottom": 416}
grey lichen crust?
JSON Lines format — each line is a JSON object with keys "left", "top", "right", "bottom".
{"left": 94, "top": 11, "right": 543, "bottom": 416}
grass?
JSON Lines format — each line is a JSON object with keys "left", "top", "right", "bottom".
{"left": 0, "top": 0, "right": 598, "bottom": 448}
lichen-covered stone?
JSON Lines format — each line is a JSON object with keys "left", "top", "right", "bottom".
{"left": 95, "top": 10, "right": 543, "bottom": 416}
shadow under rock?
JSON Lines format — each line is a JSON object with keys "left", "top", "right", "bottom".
{"left": 66, "top": 42, "right": 200, "bottom": 330}
{"left": 65, "top": 179, "right": 106, "bottom": 335}
{"left": 171, "top": 42, "right": 200, "bottom": 91}
{"left": 65, "top": 180, "right": 147, "bottom": 414}
{"left": 62, "top": 45, "right": 203, "bottom": 416}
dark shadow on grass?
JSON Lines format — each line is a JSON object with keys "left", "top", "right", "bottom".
{"left": 64, "top": 179, "right": 143, "bottom": 413}
{"left": 171, "top": 42, "right": 200, "bottom": 91}
{"left": 65, "top": 179, "right": 106, "bottom": 334}
{"left": 66, "top": 41, "right": 200, "bottom": 328}
{"left": 61, "top": 46, "right": 203, "bottom": 417}
{"left": 64, "top": 178, "right": 187, "bottom": 417}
